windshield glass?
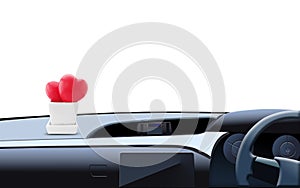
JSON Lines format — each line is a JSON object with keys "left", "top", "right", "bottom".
{"left": 1, "top": 2, "right": 299, "bottom": 119}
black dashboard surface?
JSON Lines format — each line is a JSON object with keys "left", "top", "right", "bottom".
{"left": 1, "top": 110, "right": 298, "bottom": 141}
{"left": 0, "top": 110, "right": 299, "bottom": 187}
{"left": 209, "top": 109, "right": 300, "bottom": 134}
{"left": 88, "top": 117, "right": 213, "bottom": 138}
{"left": 89, "top": 109, "right": 300, "bottom": 138}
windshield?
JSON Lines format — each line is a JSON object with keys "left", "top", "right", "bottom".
{"left": 1, "top": 3, "right": 299, "bottom": 119}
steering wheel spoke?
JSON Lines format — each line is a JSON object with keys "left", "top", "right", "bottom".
{"left": 274, "top": 157, "right": 300, "bottom": 186}
{"left": 255, "top": 156, "right": 280, "bottom": 168}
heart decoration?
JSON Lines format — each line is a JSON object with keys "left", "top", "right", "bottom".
{"left": 46, "top": 81, "right": 62, "bottom": 102}
{"left": 46, "top": 74, "right": 88, "bottom": 102}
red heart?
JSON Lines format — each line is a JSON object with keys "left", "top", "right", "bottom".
{"left": 46, "top": 81, "right": 63, "bottom": 102}
{"left": 58, "top": 74, "right": 88, "bottom": 102}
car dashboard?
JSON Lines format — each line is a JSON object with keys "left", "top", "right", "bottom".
{"left": 0, "top": 110, "right": 299, "bottom": 187}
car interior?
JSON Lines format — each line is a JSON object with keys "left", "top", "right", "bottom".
{"left": 0, "top": 109, "right": 299, "bottom": 187}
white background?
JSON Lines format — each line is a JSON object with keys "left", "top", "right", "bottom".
{"left": 0, "top": 1, "right": 300, "bottom": 118}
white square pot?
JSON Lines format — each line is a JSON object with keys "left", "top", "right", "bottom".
{"left": 46, "top": 102, "right": 78, "bottom": 134}
{"left": 49, "top": 102, "right": 78, "bottom": 125}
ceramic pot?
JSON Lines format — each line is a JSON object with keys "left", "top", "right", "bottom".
{"left": 46, "top": 102, "right": 78, "bottom": 134}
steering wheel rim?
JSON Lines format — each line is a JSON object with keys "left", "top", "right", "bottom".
{"left": 235, "top": 110, "right": 300, "bottom": 186}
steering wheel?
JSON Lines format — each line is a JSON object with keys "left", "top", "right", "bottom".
{"left": 236, "top": 110, "right": 300, "bottom": 187}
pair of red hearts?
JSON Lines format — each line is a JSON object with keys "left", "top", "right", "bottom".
{"left": 46, "top": 74, "right": 88, "bottom": 102}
